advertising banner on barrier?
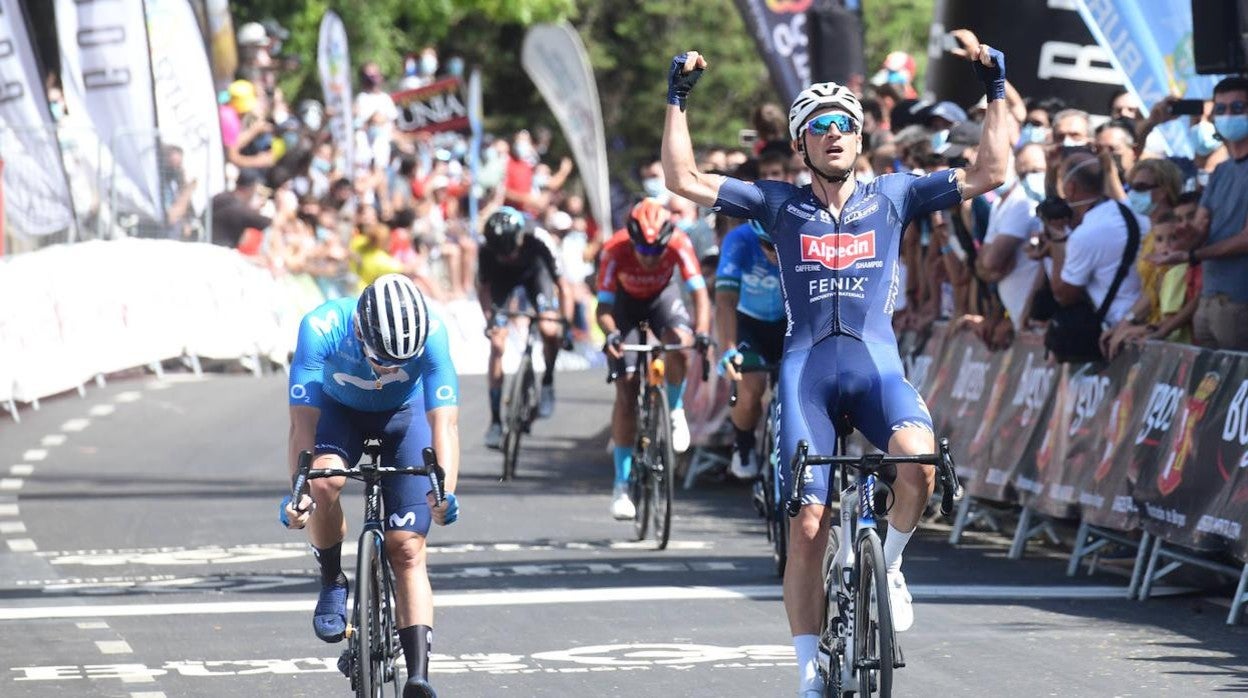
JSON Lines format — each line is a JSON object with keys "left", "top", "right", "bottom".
{"left": 1188, "top": 351, "right": 1248, "bottom": 561}
{"left": 967, "top": 332, "right": 1055, "bottom": 503}
{"left": 923, "top": 325, "right": 1003, "bottom": 485}
{"left": 0, "top": 0, "right": 77, "bottom": 239}
{"left": 56, "top": 0, "right": 162, "bottom": 222}
{"left": 145, "top": 0, "right": 227, "bottom": 212}
{"left": 521, "top": 22, "right": 612, "bottom": 234}
{"left": 317, "top": 11, "right": 354, "bottom": 178}
{"left": 391, "top": 78, "right": 468, "bottom": 134}
{"left": 731, "top": 0, "right": 812, "bottom": 104}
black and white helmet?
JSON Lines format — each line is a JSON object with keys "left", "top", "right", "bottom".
{"left": 788, "top": 82, "right": 865, "bottom": 140}
{"left": 355, "top": 273, "right": 430, "bottom": 364}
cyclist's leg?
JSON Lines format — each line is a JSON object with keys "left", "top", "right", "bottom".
{"left": 484, "top": 281, "right": 514, "bottom": 447}
{"left": 776, "top": 346, "right": 840, "bottom": 693}
{"left": 309, "top": 398, "right": 367, "bottom": 642}
{"left": 730, "top": 316, "right": 782, "bottom": 472}
{"left": 611, "top": 296, "right": 643, "bottom": 508}
{"left": 379, "top": 400, "right": 436, "bottom": 683}
{"left": 652, "top": 284, "right": 693, "bottom": 452}
{"left": 524, "top": 266, "right": 563, "bottom": 387}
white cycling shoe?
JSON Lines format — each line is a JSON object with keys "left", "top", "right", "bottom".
{"left": 610, "top": 483, "right": 636, "bottom": 520}
{"left": 670, "top": 408, "right": 690, "bottom": 453}
{"left": 729, "top": 448, "right": 760, "bottom": 480}
{"left": 887, "top": 570, "right": 914, "bottom": 632}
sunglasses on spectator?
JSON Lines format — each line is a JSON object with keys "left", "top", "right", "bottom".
{"left": 634, "top": 242, "right": 665, "bottom": 257}
{"left": 806, "top": 113, "right": 860, "bottom": 136}
{"left": 1129, "top": 181, "right": 1159, "bottom": 192}
{"left": 1212, "top": 101, "right": 1247, "bottom": 116}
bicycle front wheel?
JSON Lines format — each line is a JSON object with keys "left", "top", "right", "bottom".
{"left": 648, "top": 387, "right": 675, "bottom": 550}
{"left": 501, "top": 356, "right": 532, "bottom": 481}
{"left": 381, "top": 565, "right": 405, "bottom": 695}
{"left": 353, "top": 530, "right": 386, "bottom": 698}
{"left": 763, "top": 417, "right": 787, "bottom": 577}
{"left": 852, "top": 529, "right": 893, "bottom": 697}
{"left": 629, "top": 446, "right": 650, "bottom": 541}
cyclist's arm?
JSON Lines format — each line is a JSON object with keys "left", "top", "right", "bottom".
{"left": 673, "top": 234, "right": 710, "bottom": 334}
{"left": 288, "top": 405, "right": 319, "bottom": 481}
{"left": 595, "top": 244, "right": 622, "bottom": 336}
{"left": 288, "top": 308, "right": 334, "bottom": 480}
{"left": 426, "top": 407, "right": 459, "bottom": 493}
{"left": 691, "top": 285, "right": 712, "bottom": 337}
{"left": 714, "top": 289, "right": 740, "bottom": 355}
{"left": 662, "top": 102, "right": 726, "bottom": 208}
{"left": 420, "top": 318, "right": 461, "bottom": 493}
{"left": 957, "top": 95, "right": 1010, "bottom": 200}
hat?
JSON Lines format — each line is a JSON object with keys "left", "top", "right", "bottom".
{"left": 937, "top": 121, "right": 983, "bottom": 158}
{"left": 228, "top": 79, "right": 257, "bottom": 115}
{"left": 927, "top": 101, "right": 967, "bottom": 126}
{"left": 237, "top": 22, "right": 267, "bottom": 47}
{"left": 547, "top": 210, "right": 573, "bottom": 232}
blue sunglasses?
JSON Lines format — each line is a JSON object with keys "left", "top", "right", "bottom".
{"left": 805, "top": 112, "right": 860, "bottom": 136}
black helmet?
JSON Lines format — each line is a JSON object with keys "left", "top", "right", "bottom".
{"left": 484, "top": 206, "right": 527, "bottom": 256}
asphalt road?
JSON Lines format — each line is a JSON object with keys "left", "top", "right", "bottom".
{"left": 1, "top": 368, "right": 1245, "bottom": 697}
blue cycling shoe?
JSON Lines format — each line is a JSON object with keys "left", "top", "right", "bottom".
{"left": 313, "top": 577, "right": 349, "bottom": 643}
{"left": 404, "top": 677, "right": 437, "bottom": 697}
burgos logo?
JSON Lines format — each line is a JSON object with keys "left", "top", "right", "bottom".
{"left": 799, "top": 231, "right": 876, "bottom": 271}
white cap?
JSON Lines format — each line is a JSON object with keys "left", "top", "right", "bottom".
{"left": 237, "top": 22, "right": 267, "bottom": 47}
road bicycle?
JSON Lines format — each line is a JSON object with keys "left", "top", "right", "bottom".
{"left": 607, "top": 321, "right": 708, "bottom": 550}
{"left": 292, "top": 442, "right": 446, "bottom": 698}
{"left": 728, "top": 361, "right": 786, "bottom": 577}
{"left": 787, "top": 427, "right": 960, "bottom": 697}
{"left": 492, "top": 307, "right": 570, "bottom": 481}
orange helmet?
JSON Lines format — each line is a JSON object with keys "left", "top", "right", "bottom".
{"left": 626, "top": 198, "right": 675, "bottom": 249}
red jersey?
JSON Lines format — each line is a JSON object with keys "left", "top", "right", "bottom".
{"left": 595, "top": 228, "right": 705, "bottom": 302}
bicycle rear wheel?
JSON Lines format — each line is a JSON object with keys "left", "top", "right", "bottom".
{"left": 648, "top": 387, "right": 675, "bottom": 550}
{"left": 763, "top": 415, "right": 787, "bottom": 577}
{"left": 501, "top": 355, "right": 532, "bottom": 481}
{"left": 852, "top": 529, "right": 893, "bottom": 697}
{"left": 353, "top": 530, "right": 386, "bottom": 698}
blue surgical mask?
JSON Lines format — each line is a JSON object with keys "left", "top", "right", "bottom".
{"left": 50, "top": 102, "right": 64, "bottom": 122}
{"left": 1021, "top": 172, "right": 1046, "bottom": 201}
{"left": 994, "top": 171, "right": 1016, "bottom": 197}
{"left": 1189, "top": 120, "right": 1221, "bottom": 156}
{"left": 642, "top": 177, "right": 667, "bottom": 200}
{"left": 420, "top": 55, "right": 438, "bottom": 77}
{"left": 446, "top": 57, "right": 464, "bottom": 78}
{"left": 1214, "top": 114, "right": 1248, "bottom": 143}
{"left": 931, "top": 129, "right": 950, "bottom": 152}
{"left": 312, "top": 158, "right": 332, "bottom": 174}
{"left": 1019, "top": 124, "right": 1048, "bottom": 145}
{"left": 1127, "top": 189, "right": 1155, "bottom": 217}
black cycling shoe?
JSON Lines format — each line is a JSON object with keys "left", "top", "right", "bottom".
{"left": 404, "top": 677, "right": 437, "bottom": 698}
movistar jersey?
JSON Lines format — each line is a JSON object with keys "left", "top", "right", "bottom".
{"left": 714, "top": 172, "right": 961, "bottom": 348}
{"left": 289, "top": 297, "right": 459, "bottom": 413}
{"left": 716, "top": 223, "right": 784, "bottom": 322}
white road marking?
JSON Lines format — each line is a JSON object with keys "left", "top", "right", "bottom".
{"left": 10, "top": 464, "right": 34, "bottom": 476}
{"left": 114, "top": 391, "right": 143, "bottom": 403}
{"left": 122, "top": 674, "right": 156, "bottom": 684}
{"left": 7, "top": 538, "right": 37, "bottom": 552}
{"left": 40, "top": 434, "right": 67, "bottom": 447}
{"left": 130, "top": 693, "right": 167, "bottom": 698}
{"left": 0, "top": 521, "right": 28, "bottom": 534}
{"left": 88, "top": 405, "right": 116, "bottom": 417}
{"left": 0, "top": 478, "right": 25, "bottom": 490}
{"left": 77, "top": 621, "right": 110, "bottom": 629}
{"left": 96, "top": 640, "right": 134, "bottom": 654}
{"left": 0, "top": 583, "right": 1190, "bottom": 620}
{"left": 61, "top": 418, "right": 91, "bottom": 432}
{"left": 21, "top": 449, "right": 47, "bottom": 461}
{"left": 0, "top": 503, "right": 18, "bottom": 516}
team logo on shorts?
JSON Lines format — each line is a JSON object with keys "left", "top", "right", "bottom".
{"left": 799, "top": 231, "right": 876, "bottom": 271}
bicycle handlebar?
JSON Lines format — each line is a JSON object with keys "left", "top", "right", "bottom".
{"left": 784, "top": 437, "right": 962, "bottom": 519}
{"left": 727, "top": 361, "right": 778, "bottom": 407}
{"left": 605, "top": 341, "right": 709, "bottom": 384}
{"left": 294, "top": 447, "right": 448, "bottom": 507}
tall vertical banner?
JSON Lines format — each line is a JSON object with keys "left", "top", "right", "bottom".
{"left": 1073, "top": 0, "right": 1224, "bottom": 156}
{"left": 467, "top": 67, "right": 483, "bottom": 239}
{"left": 144, "top": 0, "right": 226, "bottom": 212}
{"left": 732, "top": 0, "right": 812, "bottom": 104}
{"left": 0, "top": 0, "right": 76, "bottom": 240}
{"left": 317, "top": 11, "right": 353, "bottom": 179}
{"left": 56, "top": 0, "right": 162, "bottom": 222}
{"left": 521, "top": 22, "right": 611, "bottom": 236}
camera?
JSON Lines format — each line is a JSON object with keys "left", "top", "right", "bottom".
{"left": 1037, "top": 195, "right": 1073, "bottom": 222}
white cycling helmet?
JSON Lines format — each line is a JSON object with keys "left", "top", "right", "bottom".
{"left": 355, "top": 273, "right": 430, "bottom": 364}
{"left": 788, "top": 82, "right": 865, "bottom": 141}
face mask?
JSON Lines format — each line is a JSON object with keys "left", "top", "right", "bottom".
{"left": 514, "top": 141, "right": 535, "bottom": 160}
{"left": 312, "top": 158, "right": 332, "bottom": 174}
{"left": 1127, "top": 189, "right": 1155, "bottom": 216}
{"left": 931, "top": 129, "right": 950, "bottom": 152}
{"left": 50, "top": 102, "right": 64, "bottom": 122}
{"left": 642, "top": 177, "right": 667, "bottom": 199}
{"left": 1021, "top": 172, "right": 1046, "bottom": 201}
{"left": 367, "top": 126, "right": 381, "bottom": 141}
{"left": 420, "top": 55, "right": 438, "bottom": 77}
{"left": 1214, "top": 114, "right": 1248, "bottom": 143}
{"left": 1189, "top": 121, "right": 1221, "bottom": 156}
{"left": 1018, "top": 124, "right": 1047, "bottom": 145}
{"left": 446, "top": 57, "right": 464, "bottom": 78}
{"left": 532, "top": 174, "right": 549, "bottom": 191}
{"left": 994, "top": 170, "right": 1017, "bottom": 196}
{"left": 1062, "top": 137, "right": 1087, "bottom": 148}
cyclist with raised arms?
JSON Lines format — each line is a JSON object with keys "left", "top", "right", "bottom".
{"left": 661, "top": 41, "right": 1009, "bottom": 696}
{"left": 598, "top": 198, "right": 713, "bottom": 519}
{"left": 716, "top": 219, "right": 784, "bottom": 480}
{"left": 281, "top": 273, "right": 460, "bottom": 698}
{"left": 477, "top": 206, "right": 574, "bottom": 449}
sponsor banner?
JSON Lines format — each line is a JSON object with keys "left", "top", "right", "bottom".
{"left": 927, "top": 0, "right": 1125, "bottom": 118}
{"left": 922, "top": 324, "right": 1004, "bottom": 486}
{"left": 1073, "top": 0, "right": 1225, "bottom": 157}
{"left": 1072, "top": 343, "right": 1155, "bottom": 531}
{"left": 1193, "top": 350, "right": 1248, "bottom": 563}
{"left": 144, "top": 0, "right": 226, "bottom": 210}
{"left": 521, "top": 22, "right": 612, "bottom": 235}
{"left": 317, "top": 11, "right": 353, "bottom": 178}
{"left": 731, "top": 0, "right": 812, "bottom": 104}
{"left": 467, "top": 67, "right": 483, "bottom": 236}
{"left": 1131, "top": 344, "right": 1235, "bottom": 551}
{"left": 0, "top": 0, "right": 76, "bottom": 238}
{"left": 391, "top": 78, "right": 468, "bottom": 134}
{"left": 906, "top": 322, "right": 947, "bottom": 397}
{"left": 56, "top": 0, "right": 162, "bottom": 221}
{"left": 967, "top": 331, "right": 1056, "bottom": 503}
